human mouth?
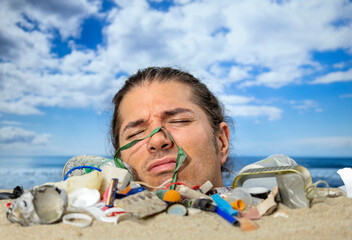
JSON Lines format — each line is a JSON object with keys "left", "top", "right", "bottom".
{"left": 147, "top": 157, "right": 177, "bottom": 173}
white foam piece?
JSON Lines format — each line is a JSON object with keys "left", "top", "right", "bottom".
{"left": 337, "top": 168, "right": 352, "bottom": 198}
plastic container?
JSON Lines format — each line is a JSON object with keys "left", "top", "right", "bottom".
{"left": 276, "top": 173, "right": 310, "bottom": 208}
{"left": 62, "top": 155, "right": 115, "bottom": 179}
{"left": 238, "top": 154, "right": 298, "bottom": 175}
{"left": 226, "top": 187, "right": 253, "bottom": 209}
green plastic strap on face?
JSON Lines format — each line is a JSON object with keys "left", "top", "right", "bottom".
{"left": 114, "top": 127, "right": 187, "bottom": 190}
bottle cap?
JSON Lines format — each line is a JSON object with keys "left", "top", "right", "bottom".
{"left": 166, "top": 203, "right": 188, "bottom": 216}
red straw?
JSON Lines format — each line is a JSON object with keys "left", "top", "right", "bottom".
{"left": 164, "top": 181, "right": 189, "bottom": 189}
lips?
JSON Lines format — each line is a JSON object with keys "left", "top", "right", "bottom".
{"left": 147, "top": 157, "right": 177, "bottom": 173}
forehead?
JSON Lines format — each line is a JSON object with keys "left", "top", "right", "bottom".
{"left": 118, "top": 81, "right": 196, "bottom": 124}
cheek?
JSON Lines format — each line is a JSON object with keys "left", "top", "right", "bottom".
{"left": 173, "top": 126, "right": 213, "bottom": 155}
{"left": 120, "top": 141, "right": 147, "bottom": 167}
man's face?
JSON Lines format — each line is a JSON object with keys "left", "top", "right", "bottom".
{"left": 118, "top": 81, "right": 229, "bottom": 188}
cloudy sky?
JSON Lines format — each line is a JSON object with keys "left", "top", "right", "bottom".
{"left": 0, "top": 0, "right": 351, "bottom": 158}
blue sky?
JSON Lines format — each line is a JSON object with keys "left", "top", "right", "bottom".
{"left": 0, "top": 0, "right": 351, "bottom": 158}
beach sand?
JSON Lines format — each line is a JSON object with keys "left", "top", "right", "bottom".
{"left": 1, "top": 189, "right": 351, "bottom": 240}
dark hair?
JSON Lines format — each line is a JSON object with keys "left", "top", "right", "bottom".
{"left": 111, "top": 67, "right": 234, "bottom": 174}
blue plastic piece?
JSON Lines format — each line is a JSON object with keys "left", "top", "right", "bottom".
{"left": 115, "top": 186, "right": 146, "bottom": 199}
{"left": 128, "top": 186, "right": 146, "bottom": 194}
{"left": 63, "top": 166, "right": 102, "bottom": 181}
{"left": 211, "top": 194, "right": 238, "bottom": 216}
{"left": 216, "top": 207, "right": 239, "bottom": 226}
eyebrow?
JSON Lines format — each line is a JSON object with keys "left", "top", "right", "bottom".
{"left": 161, "top": 107, "right": 194, "bottom": 118}
{"left": 121, "top": 108, "right": 194, "bottom": 136}
{"left": 121, "top": 119, "right": 146, "bottom": 136}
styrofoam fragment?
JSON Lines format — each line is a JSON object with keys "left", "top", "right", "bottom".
{"left": 199, "top": 180, "right": 213, "bottom": 194}
{"left": 101, "top": 165, "right": 131, "bottom": 192}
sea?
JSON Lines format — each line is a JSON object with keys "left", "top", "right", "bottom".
{"left": 0, "top": 155, "right": 351, "bottom": 190}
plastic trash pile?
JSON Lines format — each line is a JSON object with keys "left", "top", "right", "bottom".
{"left": 3, "top": 154, "right": 350, "bottom": 232}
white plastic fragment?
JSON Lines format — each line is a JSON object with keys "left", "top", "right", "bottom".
{"left": 273, "top": 211, "right": 289, "bottom": 219}
{"left": 337, "top": 167, "right": 352, "bottom": 198}
{"left": 62, "top": 213, "right": 92, "bottom": 228}
{"left": 187, "top": 208, "right": 202, "bottom": 215}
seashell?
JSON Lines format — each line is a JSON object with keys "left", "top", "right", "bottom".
{"left": 114, "top": 191, "right": 167, "bottom": 218}
{"left": 7, "top": 185, "right": 68, "bottom": 226}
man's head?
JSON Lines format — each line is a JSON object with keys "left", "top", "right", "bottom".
{"left": 111, "top": 67, "right": 231, "bottom": 188}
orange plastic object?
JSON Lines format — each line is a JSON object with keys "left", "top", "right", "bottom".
{"left": 119, "top": 185, "right": 131, "bottom": 194}
{"left": 163, "top": 190, "right": 182, "bottom": 202}
{"left": 238, "top": 217, "right": 259, "bottom": 232}
{"left": 230, "top": 199, "right": 245, "bottom": 211}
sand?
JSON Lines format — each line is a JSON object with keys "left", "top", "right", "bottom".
{"left": 1, "top": 189, "right": 351, "bottom": 240}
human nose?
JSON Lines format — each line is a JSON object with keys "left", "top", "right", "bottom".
{"left": 147, "top": 128, "right": 173, "bottom": 152}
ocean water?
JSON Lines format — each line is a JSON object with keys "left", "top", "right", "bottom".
{"left": 0, "top": 155, "right": 351, "bottom": 190}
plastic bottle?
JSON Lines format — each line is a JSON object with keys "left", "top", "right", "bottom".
{"left": 226, "top": 187, "right": 253, "bottom": 210}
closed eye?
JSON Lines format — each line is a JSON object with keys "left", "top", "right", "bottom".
{"left": 127, "top": 130, "right": 145, "bottom": 139}
{"left": 169, "top": 119, "right": 192, "bottom": 124}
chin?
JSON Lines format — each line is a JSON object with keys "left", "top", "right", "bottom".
{"left": 145, "top": 173, "right": 174, "bottom": 188}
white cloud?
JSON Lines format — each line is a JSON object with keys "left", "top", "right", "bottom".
{"left": 333, "top": 62, "right": 347, "bottom": 69}
{"left": 290, "top": 100, "right": 320, "bottom": 111}
{"left": 218, "top": 95, "right": 282, "bottom": 121}
{"left": 228, "top": 66, "right": 252, "bottom": 83}
{"left": 226, "top": 105, "right": 282, "bottom": 121}
{"left": 1, "top": 0, "right": 352, "bottom": 116}
{"left": 0, "top": 0, "right": 101, "bottom": 63}
{"left": 290, "top": 136, "right": 352, "bottom": 156}
{"left": 315, "top": 108, "right": 323, "bottom": 113}
{"left": 0, "top": 0, "right": 114, "bottom": 115}
{"left": 237, "top": 136, "right": 352, "bottom": 157}
{"left": 311, "top": 68, "right": 352, "bottom": 84}
{"left": 219, "top": 95, "right": 255, "bottom": 105}
{"left": 297, "top": 136, "right": 352, "bottom": 147}
{"left": 340, "top": 93, "right": 352, "bottom": 98}
{"left": 0, "top": 120, "right": 21, "bottom": 126}
{"left": 240, "top": 66, "right": 303, "bottom": 88}
{"left": 4, "top": 0, "right": 101, "bottom": 39}
{"left": 0, "top": 126, "right": 51, "bottom": 145}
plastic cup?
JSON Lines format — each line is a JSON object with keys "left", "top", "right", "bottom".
{"left": 226, "top": 187, "right": 253, "bottom": 209}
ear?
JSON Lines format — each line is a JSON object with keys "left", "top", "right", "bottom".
{"left": 217, "top": 122, "right": 230, "bottom": 165}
